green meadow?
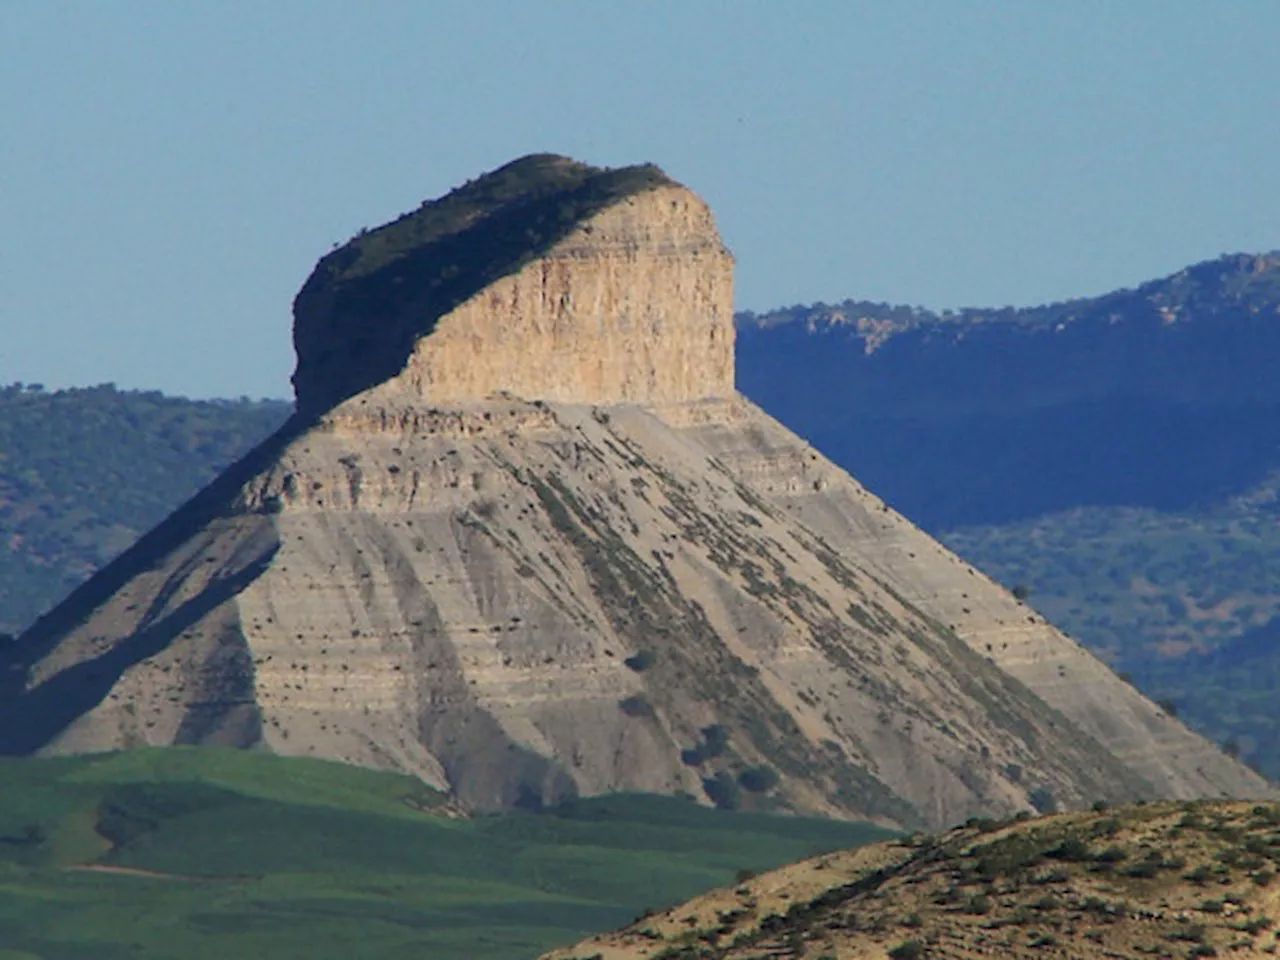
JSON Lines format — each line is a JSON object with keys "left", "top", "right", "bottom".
{"left": 0, "top": 748, "right": 893, "bottom": 959}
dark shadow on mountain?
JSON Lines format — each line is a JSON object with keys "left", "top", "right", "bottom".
{"left": 0, "top": 546, "right": 275, "bottom": 755}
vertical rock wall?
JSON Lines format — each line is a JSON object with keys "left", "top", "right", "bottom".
{"left": 372, "top": 185, "right": 735, "bottom": 406}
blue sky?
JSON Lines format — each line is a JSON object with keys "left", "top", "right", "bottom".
{"left": 3, "top": 2, "right": 1278, "bottom": 399}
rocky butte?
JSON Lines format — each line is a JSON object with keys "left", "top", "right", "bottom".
{"left": 1, "top": 154, "right": 1271, "bottom": 829}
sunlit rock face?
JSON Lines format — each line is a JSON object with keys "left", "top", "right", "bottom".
{"left": 291, "top": 154, "right": 733, "bottom": 415}
{"left": 3, "top": 154, "right": 1271, "bottom": 830}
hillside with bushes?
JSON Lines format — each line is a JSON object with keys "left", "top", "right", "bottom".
{"left": 0, "top": 384, "right": 290, "bottom": 635}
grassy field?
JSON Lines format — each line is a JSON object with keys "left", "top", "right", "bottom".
{"left": 0, "top": 748, "right": 893, "bottom": 960}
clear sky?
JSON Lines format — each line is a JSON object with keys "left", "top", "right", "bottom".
{"left": 3, "top": 2, "right": 1278, "bottom": 400}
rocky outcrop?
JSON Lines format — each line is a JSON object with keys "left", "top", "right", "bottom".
{"left": 292, "top": 154, "right": 733, "bottom": 414}
{"left": 543, "top": 799, "right": 1280, "bottom": 960}
{"left": 2, "top": 155, "right": 1270, "bottom": 830}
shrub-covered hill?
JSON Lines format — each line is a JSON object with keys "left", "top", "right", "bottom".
{"left": 546, "top": 799, "right": 1280, "bottom": 960}
{"left": 0, "top": 383, "right": 291, "bottom": 635}
{"left": 0, "top": 747, "right": 892, "bottom": 960}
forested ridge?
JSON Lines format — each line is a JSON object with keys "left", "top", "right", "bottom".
{"left": 0, "top": 383, "right": 290, "bottom": 635}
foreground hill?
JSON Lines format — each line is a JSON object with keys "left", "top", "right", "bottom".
{"left": 0, "top": 748, "right": 891, "bottom": 959}
{"left": 737, "top": 253, "right": 1280, "bottom": 779}
{"left": 546, "top": 798, "right": 1280, "bottom": 959}
{"left": 6, "top": 153, "right": 1266, "bottom": 830}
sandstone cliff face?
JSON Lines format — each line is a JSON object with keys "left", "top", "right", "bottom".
{"left": 290, "top": 155, "right": 731, "bottom": 414}
{"left": 3, "top": 155, "right": 1270, "bottom": 829}
{"left": 381, "top": 186, "right": 734, "bottom": 406}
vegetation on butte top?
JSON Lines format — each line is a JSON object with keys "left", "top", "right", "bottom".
{"left": 291, "top": 153, "right": 676, "bottom": 411}
{"left": 545, "top": 799, "right": 1280, "bottom": 960}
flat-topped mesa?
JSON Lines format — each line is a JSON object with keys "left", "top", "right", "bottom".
{"left": 291, "top": 153, "right": 735, "bottom": 415}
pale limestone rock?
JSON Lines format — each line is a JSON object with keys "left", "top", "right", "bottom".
{"left": 384, "top": 186, "right": 734, "bottom": 406}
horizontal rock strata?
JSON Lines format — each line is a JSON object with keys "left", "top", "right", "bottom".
{"left": 4, "top": 154, "right": 1270, "bottom": 829}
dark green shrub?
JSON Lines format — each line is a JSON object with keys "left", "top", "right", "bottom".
{"left": 618, "top": 695, "right": 655, "bottom": 718}
{"left": 1047, "top": 835, "right": 1091, "bottom": 862}
{"left": 624, "top": 650, "right": 656, "bottom": 672}
{"left": 1184, "top": 864, "right": 1212, "bottom": 884}
{"left": 700, "top": 725, "right": 729, "bottom": 757}
{"left": 737, "top": 766, "right": 780, "bottom": 793}
{"left": 681, "top": 725, "right": 730, "bottom": 767}
{"left": 1124, "top": 861, "right": 1160, "bottom": 878}
{"left": 1029, "top": 786, "right": 1057, "bottom": 814}
{"left": 965, "top": 893, "right": 991, "bottom": 914}
{"left": 888, "top": 941, "right": 924, "bottom": 960}
{"left": 680, "top": 747, "right": 705, "bottom": 767}
{"left": 1094, "top": 845, "right": 1128, "bottom": 864}
{"left": 702, "top": 772, "right": 741, "bottom": 811}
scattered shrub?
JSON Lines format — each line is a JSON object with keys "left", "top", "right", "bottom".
{"left": 623, "top": 650, "right": 656, "bottom": 672}
{"left": 1185, "top": 864, "right": 1212, "bottom": 884}
{"left": 703, "top": 772, "right": 742, "bottom": 811}
{"left": 1094, "top": 845, "right": 1128, "bottom": 864}
{"left": 1047, "top": 835, "right": 1091, "bottom": 862}
{"left": 888, "top": 941, "right": 924, "bottom": 960}
{"left": 618, "top": 695, "right": 655, "bottom": 718}
{"left": 737, "top": 766, "right": 780, "bottom": 793}
{"left": 680, "top": 747, "right": 705, "bottom": 767}
{"left": 965, "top": 893, "right": 992, "bottom": 915}
{"left": 700, "top": 725, "right": 729, "bottom": 757}
{"left": 1028, "top": 786, "right": 1057, "bottom": 814}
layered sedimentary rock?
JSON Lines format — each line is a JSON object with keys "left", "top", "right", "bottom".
{"left": 2, "top": 155, "right": 1270, "bottom": 829}
{"left": 291, "top": 154, "right": 733, "bottom": 413}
